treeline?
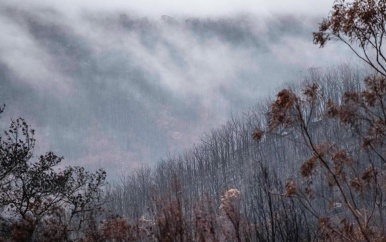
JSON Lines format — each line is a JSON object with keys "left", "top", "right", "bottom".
{"left": 104, "top": 64, "right": 386, "bottom": 241}
{"left": 2, "top": 64, "right": 384, "bottom": 241}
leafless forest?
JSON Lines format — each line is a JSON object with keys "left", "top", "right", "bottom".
{"left": 1, "top": 0, "right": 386, "bottom": 241}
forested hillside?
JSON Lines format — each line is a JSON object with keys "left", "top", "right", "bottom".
{"left": 1, "top": 0, "right": 386, "bottom": 241}
{"left": 104, "top": 65, "right": 375, "bottom": 241}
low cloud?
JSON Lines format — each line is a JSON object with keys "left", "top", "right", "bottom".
{"left": 0, "top": 1, "right": 348, "bottom": 179}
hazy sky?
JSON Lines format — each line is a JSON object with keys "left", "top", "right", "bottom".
{"left": 0, "top": 0, "right": 352, "bottom": 179}
{"left": 5, "top": 0, "right": 335, "bottom": 16}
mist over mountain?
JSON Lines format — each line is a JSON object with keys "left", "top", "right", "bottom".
{"left": 0, "top": 1, "right": 351, "bottom": 178}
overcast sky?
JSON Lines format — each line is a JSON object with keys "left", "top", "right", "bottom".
{"left": 5, "top": 0, "right": 335, "bottom": 16}
{"left": 0, "top": 0, "right": 353, "bottom": 179}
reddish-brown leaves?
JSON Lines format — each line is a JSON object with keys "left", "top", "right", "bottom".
{"left": 268, "top": 89, "right": 298, "bottom": 129}
{"left": 300, "top": 157, "right": 316, "bottom": 177}
{"left": 252, "top": 128, "right": 264, "bottom": 141}
{"left": 285, "top": 180, "right": 297, "bottom": 197}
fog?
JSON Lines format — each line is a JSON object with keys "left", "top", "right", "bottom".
{"left": 0, "top": 0, "right": 352, "bottom": 178}
{"left": 3, "top": 0, "right": 334, "bottom": 17}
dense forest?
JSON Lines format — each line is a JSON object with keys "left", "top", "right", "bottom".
{"left": 1, "top": 0, "right": 386, "bottom": 241}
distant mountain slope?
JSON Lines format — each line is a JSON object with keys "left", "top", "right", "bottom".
{"left": 0, "top": 2, "right": 350, "bottom": 178}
